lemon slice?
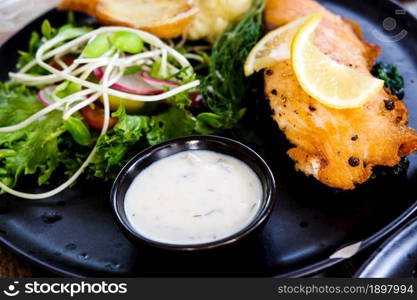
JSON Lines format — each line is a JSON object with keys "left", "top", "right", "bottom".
{"left": 244, "top": 16, "right": 310, "bottom": 77}
{"left": 291, "top": 13, "right": 384, "bottom": 109}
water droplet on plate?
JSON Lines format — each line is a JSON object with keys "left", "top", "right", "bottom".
{"left": 65, "top": 243, "right": 77, "bottom": 251}
{"left": 105, "top": 262, "right": 121, "bottom": 270}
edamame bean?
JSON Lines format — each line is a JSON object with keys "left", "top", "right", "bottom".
{"left": 82, "top": 34, "right": 111, "bottom": 58}
{"left": 110, "top": 31, "right": 143, "bottom": 54}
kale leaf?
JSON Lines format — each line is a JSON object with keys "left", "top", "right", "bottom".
{"left": 372, "top": 62, "right": 405, "bottom": 99}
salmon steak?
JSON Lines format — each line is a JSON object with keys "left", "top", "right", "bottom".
{"left": 264, "top": 0, "right": 417, "bottom": 190}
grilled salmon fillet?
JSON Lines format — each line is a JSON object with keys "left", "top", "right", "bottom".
{"left": 264, "top": 0, "right": 417, "bottom": 190}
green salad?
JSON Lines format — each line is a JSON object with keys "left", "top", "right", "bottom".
{"left": 0, "top": 2, "right": 265, "bottom": 199}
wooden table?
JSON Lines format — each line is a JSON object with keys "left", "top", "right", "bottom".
{"left": 0, "top": 0, "right": 417, "bottom": 278}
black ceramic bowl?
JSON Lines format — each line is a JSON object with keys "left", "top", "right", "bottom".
{"left": 111, "top": 135, "right": 277, "bottom": 251}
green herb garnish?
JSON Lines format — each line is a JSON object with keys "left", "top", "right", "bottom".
{"left": 200, "top": 0, "right": 265, "bottom": 129}
{"left": 372, "top": 62, "right": 405, "bottom": 99}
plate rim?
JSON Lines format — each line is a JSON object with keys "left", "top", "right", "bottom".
{"left": 354, "top": 216, "right": 417, "bottom": 278}
{"left": 279, "top": 203, "right": 417, "bottom": 277}
{"left": 0, "top": 0, "right": 417, "bottom": 278}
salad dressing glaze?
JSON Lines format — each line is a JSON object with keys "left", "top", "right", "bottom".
{"left": 124, "top": 150, "right": 263, "bottom": 245}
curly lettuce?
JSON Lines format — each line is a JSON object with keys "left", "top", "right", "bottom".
{"left": 0, "top": 82, "right": 66, "bottom": 187}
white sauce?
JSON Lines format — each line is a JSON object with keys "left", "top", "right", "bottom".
{"left": 124, "top": 150, "right": 263, "bottom": 245}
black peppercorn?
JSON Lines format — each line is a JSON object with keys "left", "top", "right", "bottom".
{"left": 351, "top": 135, "right": 359, "bottom": 141}
{"left": 266, "top": 69, "right": 273, "bottom": 76}
{"left": 271, "top": 89, "right": 277, "bottom": 95}
{"left": 384, "top": 99, "right": 395, "bottom": 111}
{"left": 349, "top": 157, "right": 360, "bottom": 167}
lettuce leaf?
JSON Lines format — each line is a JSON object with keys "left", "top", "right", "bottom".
{"left": 87, "top": 106, "right": 197, "bottom": 180}
{"left": 0, "top": 82, "right": 66, "bottom": 187}
{"left": 146, "top": 107, "right": 196, "bottom": 146}
{"left": 88, "top": 106, "right": 150, "bottom": 179}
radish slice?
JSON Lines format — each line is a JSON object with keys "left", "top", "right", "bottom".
{"left": 113, "top": 74, "right": 164, "bottom": 95}
{"left": 94, "top": 68, "right": 163, "bottom": 95}
{"left": 140, "top": 72, "right": 179, "bottom": 89}
{"left": 93, "top": 68, "right": 104, "bottom": 79}
{"left": 189, "top": 92, "right": 203, "bottom": 107}
{"left": 37, "top": 86, "right": 57, "bottom": 106}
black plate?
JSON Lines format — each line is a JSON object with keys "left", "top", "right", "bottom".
{"left": 355, "top": 217, "right": 417, "bottom": 278}
{"left": 1, "top": 0, "right": 417, "bottom": 277}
